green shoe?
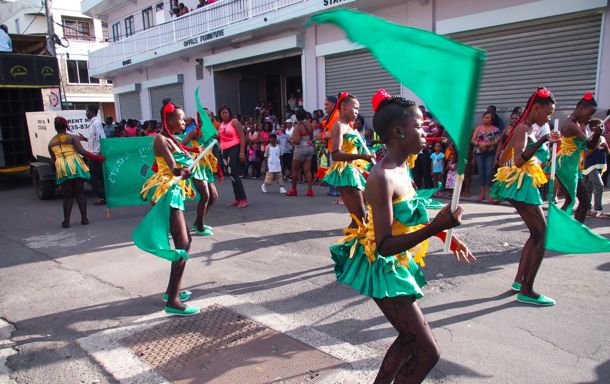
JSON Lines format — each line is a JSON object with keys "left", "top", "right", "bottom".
{"left": 511, "top": 282, "right": 522, "bottom": 292}
{"left": 517, "top": 293, "right": 556, "bottom": 306}
{"left": 163, "top": 290, "right": 192, "bottom": 302}
{"left": 191, "top": 224, "right": 213, "bottom": 231}
{"left": 194, "top": 228, "right": 213, "bottom": 236}
{"left": 164, "top": 305, "right": 200, "bottom": 316}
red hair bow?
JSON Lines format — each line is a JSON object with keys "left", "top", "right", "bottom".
{"left": 582, "top": 92, "right": 594, "bottom": 101}
{"left": 372, "top": 88, "right": 392, "bottom": 112}
{"left": 536, "top": 87, "right": 551, "bottom": 98}
{"left": 163, "top": 102, "right": 175, "bottom": 114}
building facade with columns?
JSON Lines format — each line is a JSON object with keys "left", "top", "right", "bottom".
{"left": 82, "top": 0, "right": 610, "bottom": 123}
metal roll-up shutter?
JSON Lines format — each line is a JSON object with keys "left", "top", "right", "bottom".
{"left": 149, "top": 83, "right": 185, "bottom": 119}
{"left": 326, "top": 50, "right": 401, "bottom": 120}
{"left": 118, "top": 92, "right": 141, "bottom": 120}
{"left": 450, "top": 12, "right": 602, "bottom": 113}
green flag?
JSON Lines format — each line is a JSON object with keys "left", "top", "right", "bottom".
{"left": 309, "top": 9, "right": 486, "bottom": 174}
{"left": 132, "top": 183, "right": 188, "bottom": 262}
{"left": 195, "top": 86, "right": 218, "bottom": 145}
{"left": 545, "top": 202, "right": 610, "bottom": 253}
{"left": 101, "top": 137, "right": 155, "bottom": 208}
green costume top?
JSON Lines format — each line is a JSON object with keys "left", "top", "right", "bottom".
{"left": 330, "top": 180, "right": 437, "bottom": 299}
{"left": 491, "top": 136, "right": 550, "bottom": 206}
{"left": 323, "top": 131, "right": 370, "bottom": 190}
{"left": 139, "top": 150, "right": 194, "bottom": 211}
{"left": 50, "top": 133, "right": 90, "bottom": 185}
{"left": 188, "top": 137, "right": 217, "bottom": 183}
{"left": 132, "top": 148, "right": 194, "bottom": 263}
{"left": 556, "top": 136, "right": 586, "bottom": 214}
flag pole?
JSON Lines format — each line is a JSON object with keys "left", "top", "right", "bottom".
{"left": 548, "top": 119, "right": 560, "bottom": 206}
{"left": 175, "top": 139, "right": 217, "bottom": 181}
{"left": 443, "top": 172, "right": 464, "bottom": 252}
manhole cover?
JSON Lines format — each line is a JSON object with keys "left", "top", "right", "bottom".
{"left": 121, "top": 305, "right": 347, "bottom": 383}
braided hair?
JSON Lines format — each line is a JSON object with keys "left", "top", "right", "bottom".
{"left": 160, "top": 100, "right": 189, "bottom": 155}
{"left": 372, "top": 93, "right": 418, "bottom": 144}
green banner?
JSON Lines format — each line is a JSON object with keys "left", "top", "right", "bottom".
{"left": 101, "top": 137, "right": 155, "bottom": 208}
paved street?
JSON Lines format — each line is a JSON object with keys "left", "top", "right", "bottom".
{"left": 0, "top": 174, "right": 609, "bottom": 384}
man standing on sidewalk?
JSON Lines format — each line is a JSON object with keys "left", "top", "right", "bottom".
{"left": 80, "top": 105, "right": 106, "bottom": 205}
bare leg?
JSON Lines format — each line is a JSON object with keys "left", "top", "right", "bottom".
{"left": 291, "top": 159, "right": 304, "bottom": 191}
{"left": 373, "top": 296, "right": 440, "bottom": 384}
{"left": 73, "top": 178, "right": 88, "bottom": 224}
{"left": 303, "top": 159, "right": 313, "bottom": 192}
{"left": 166, "top": 208, "right": 191, "bottom": 310}
{"left": 337, "top": 186, "right": 366, "bottom": 228}
{"left": 60, "top": 180, "right": 75, "bottom": 227}
{"left": 574, "top": 179, "right": 589, "bottom": 223}
{"left": 509, "top": 199, "right": 546, "bottom": 298}
{"left": 192, "top": 179, "right": 212, "bottom": 231}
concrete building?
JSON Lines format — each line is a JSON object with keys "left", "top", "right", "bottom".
{"left": 81, "top": 0, "right": 610, "bottom": 123}
{"left": 0, "top": 0, "right": 115, "bottom": 118}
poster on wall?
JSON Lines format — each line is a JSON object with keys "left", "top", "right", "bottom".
{"left": 41, "top": 88, "right": 61, "bottom": 111}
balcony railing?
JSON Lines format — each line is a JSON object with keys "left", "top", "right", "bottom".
{"left": 89, "top": 0, "right": 307, "bottom": 70}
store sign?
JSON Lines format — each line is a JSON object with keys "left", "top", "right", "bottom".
{"left": 183, "top": 29, "right": 225, "bottom": 48}
{"left": 0, "top": 54, "right": 60, "bottom": 88}
{"left": 323, "top": 0, "right": 350, "bottom": 6}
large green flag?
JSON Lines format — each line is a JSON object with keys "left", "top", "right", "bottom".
{"left": 132, "top": 183, "right": 188, "bottom": 262}
{"left": 195, "top": 86, "right": 219, "bottom": 145}
{"left": 546, "top": 202, "right": 610, "bottom": 253}
{"left": 101, "top": 137, "right": 155, "bottom": 208}
{"left": 310, "top": 9, "right": 486, "bottom": 174}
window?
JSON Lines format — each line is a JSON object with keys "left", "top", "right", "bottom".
{"left": 101, "top": 22, "right": 109, "bottom": 42}
{"left": 62, "top": 17, "right": 94, "bottom": 41}
{"left": 142, "top": 7, "right": 154, "bottom": 30}
{"left": 124, "top": 16, "right": 134, "bottom": 37}
{"left": 67, "top": 60, "right": 100, "bottom": 84}
{"left": 112, "top": 22, "right": 120, "bottom": 42}
{"left": 106, "top": 79, "right": 113, "bottom": 85}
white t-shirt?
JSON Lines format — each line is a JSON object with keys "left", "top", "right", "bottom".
{"left": 88, "top": 116, "right": 106, "bottom": 154}
{"left": 265, "top": 144, "right": 281, "bottom": 173}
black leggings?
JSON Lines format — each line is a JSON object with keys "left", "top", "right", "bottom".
{"left": 60, "top": 178, "right": 87, "bottom": 224}
{"left": 222, "top": 144, "right": 247, "bottom": 201}
{"left": 373, "top": 296, "right": 440, "bottom": 383}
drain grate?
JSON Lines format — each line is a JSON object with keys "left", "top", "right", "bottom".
{"left": 121, "top": 305, "right": 347, "bottom": 383}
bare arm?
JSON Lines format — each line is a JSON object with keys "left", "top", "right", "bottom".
{"left": 233, "top": 119, "right": 246, "bottom": 156}
{"left": 181, "top": 129, "right": 197, "bottom": 146}
{"left": 153, "top": 135, "right": 178, "bottom": 175}
{"left": 71, "top": 134, "right": 89, "bottom": 156}
{"left": 513, "top": 124, "right": 550, "bottom": 168}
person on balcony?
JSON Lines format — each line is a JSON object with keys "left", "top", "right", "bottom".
{"left": 0, "top": 25, "right": 12, "bottom": 53}
{"left": 179, "top": 3, "right": 190, "bottom": 16}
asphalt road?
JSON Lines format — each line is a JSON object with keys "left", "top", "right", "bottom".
{"left": 0, "top": 174, "right": 609, "bottom": 383}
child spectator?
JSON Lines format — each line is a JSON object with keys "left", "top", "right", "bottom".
{"left": 445, "top": 153, "right": 457, "bottom": 197}
{"left": 584, "top": 118, "right": 608, "bottom": 217}
{"left": 246, "top": 144, "right": 257, "bottom": 178}
{"left": 261, "top": 134, "right": 287, "bottom": 194}
{"left": 430, "top": 142, "right": 445, "bottom": 196}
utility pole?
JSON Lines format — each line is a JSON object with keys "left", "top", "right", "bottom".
{"left": 44, "top": 0, "right": 55, "bottom": 56}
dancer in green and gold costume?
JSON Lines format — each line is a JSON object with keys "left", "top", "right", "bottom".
{"left": 135, "top": 101, "right": 199, "bottom": 316}
{"left": 323, "top": 93, "right": 374, "bottom": 228}
{"left": 181, "top": 111, "right": 219, "bottom": 236}
{"left": 491, "top": 87, "right": 561, "bottom": 306}
{"left": 331, "top": 89, "right": 475, "bottom": 383}
{"left": 48, "top": 116, "right": 104, "bottom": 228}
{"left": 556, "top": 93, "right": 601, "bottom": 223}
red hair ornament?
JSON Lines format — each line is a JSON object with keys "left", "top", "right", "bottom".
{"left": 372, "top": 88, "right": 392, "bottom": 112}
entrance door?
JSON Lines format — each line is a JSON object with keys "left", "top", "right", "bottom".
{"left": 266, "top": 75, "right": 281, "bottom": 119}
{"left": 239, "top": 79, "right": 259, "bottom": 118}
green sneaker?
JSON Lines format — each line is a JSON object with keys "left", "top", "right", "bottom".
{"left": 163, "top": 290, "right": 192, "bottom": 302}
{"left": 511, "top": 282, "right": 522, "bottom": 292}
{"left": 194, "top": 228, "right": 213, "bottom": 236}
{"left": 164, "top": 305, "right": 200, "bottom": 316}
{"left": 516, "top": 293, "right": 556, "bottom": 306}
{"left": 191, "top": 224, "right": 213, "bottom": 231}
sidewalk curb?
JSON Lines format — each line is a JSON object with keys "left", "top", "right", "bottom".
{"left": 0, "top": 318, "right": 17, "bottom": 384}
{"left": 77, "top": 292, "right": 380, "bottom": 383}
